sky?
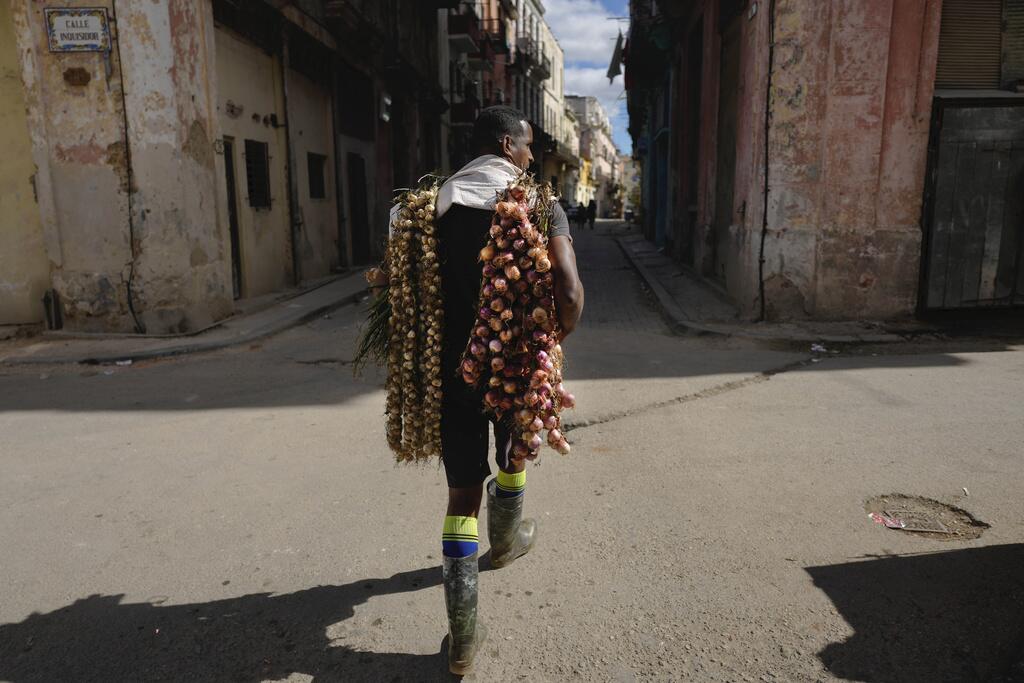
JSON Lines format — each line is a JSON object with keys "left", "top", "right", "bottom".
{"left": 544, "top": 0, "right": 631, "bottom": 154}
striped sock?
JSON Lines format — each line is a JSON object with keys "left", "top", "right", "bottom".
{"left": 495, "top": 469, "right": 526, "bottom": 499}
{"left": 442, "top": 515, "right": 479, "bottom": 558}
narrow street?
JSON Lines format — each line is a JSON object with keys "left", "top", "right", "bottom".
{"left": 1, "top": 222, "right": 1022, "bottom": 682}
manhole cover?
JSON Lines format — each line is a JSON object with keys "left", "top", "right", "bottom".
{"left": 865, "top": 494, "right": 989, "bottom": 540}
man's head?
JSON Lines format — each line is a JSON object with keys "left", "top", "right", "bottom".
{"left": 472, "top": 106, "right": 533, "bottom": 171}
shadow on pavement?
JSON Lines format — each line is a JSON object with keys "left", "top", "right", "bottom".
{"left": 806, "top": 543, "right": 1024, "bottom": 682}
{"left": 0, "top": 562, "right": 493, "bottom": 682}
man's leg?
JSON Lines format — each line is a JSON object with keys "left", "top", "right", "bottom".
{"left": 439, "top": 386, "right": 490, "bottom": 675}
{"left": 486, "top": 425, "right": 537, "bottom": 568}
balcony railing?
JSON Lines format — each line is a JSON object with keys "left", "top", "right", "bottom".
{"left": 533, "top": 53, "right": 551, "bottom": 81}
{"left": 480, "top": 18, "right": 509, "bottom": 55}
{"left": 448, "top": 7, "right": 480, "bottom": 53}
{"left": 517, "top": 36, "right": 537, "bottom": 59}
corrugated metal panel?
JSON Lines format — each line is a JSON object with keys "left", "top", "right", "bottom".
{"left": 1005, "top": 0, "right": 1024, "bottom": 86}
{"left": 936, "top": 0, "right": 1003, "bottom": 89}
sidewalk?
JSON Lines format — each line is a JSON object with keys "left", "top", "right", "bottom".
{"left": 0, "top": 272, "right": 367, "bottom": 366}
{"left": 614, "top": 228, "right": 932, "bottom": 344}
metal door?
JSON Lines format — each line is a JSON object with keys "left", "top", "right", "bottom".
{"left": 921, "top": 99, "right": 1024, "bottom": 309}
{"left": 222, "top": 137, "right": 244, "bottom": 299}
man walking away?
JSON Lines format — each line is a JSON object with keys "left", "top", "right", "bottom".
{"left": 586, "top": 199, "right": 597, "bottom": 230}
{"left": 434, "top": 106, "right": 584, "bottom": 674}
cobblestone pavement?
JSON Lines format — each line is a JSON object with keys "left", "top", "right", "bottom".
{"left": 572, "top": 220, "right": 668, "bottom": 334}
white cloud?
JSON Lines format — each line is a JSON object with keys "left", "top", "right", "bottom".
{"left": 545, "top": 0, "right": 624, "bottom": 66}
{"left": 547, "top": 0, "right": 631, "bottom": 152}
{"left": 564, "top": 65, "right": 630, "bottom": 153}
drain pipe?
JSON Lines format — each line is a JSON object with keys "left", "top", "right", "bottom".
{"left": 280, "top": 25, "right": 302, "bottom": 286}
{"left": 110, "top": 0, "right": 145, "bottom": 333}
{"left": 757, "top": 0, "right": 776, "bottom": 322}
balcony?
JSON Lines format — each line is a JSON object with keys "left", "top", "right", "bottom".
{"left": 448, "top": 8, "right": 480, "bottom": 54}
{"left": 511, "top": 36, "right": 536, "bottom": 74}
{"left": 500, "top": 0, "right": 519, "bottom": 19}
{"left": 481, "top": 18, "right": 509, "bottom": 55}
{"left": 532, "top": 53, "right": 552, "bottom": 81}
{"left": 468, "top": 32, "right": 495, "bottom": 71}
{"left": 556, "top": 141, "right": 580, "bottom": 167}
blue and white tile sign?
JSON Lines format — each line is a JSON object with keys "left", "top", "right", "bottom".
{"left": 45, "top": 8, "right": 111, "bottom": 52}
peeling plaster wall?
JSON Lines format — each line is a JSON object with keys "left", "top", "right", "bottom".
{"left": 288, "top": 69, "right": 340, "bottom": 280}
{"left": 0, "top": 2, "right": 49, "bottom": 325}
{"left": 118, "top": 0, "right": 232, "bottom": 333}
{"left": 11, "top": 0, "right": 134, "bottom": 332}
{"left": 214, "top": 27, "right": 291, "bottom": 298}
{"left": 717, "top": 0, "right": 941, "bottom": 320}
{"left": 11, "top": 0, "right": 232, "bottom": 333}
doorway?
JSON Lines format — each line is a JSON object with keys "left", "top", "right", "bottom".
{"left": 347, "top": 152, "right": 371, "bottom": 264}
{"left": 682, "top": 20, "right": 703, "bottom": 266}
{"left": 222, "top": 137, "right": 244, "bottom": 299}
{"left": 710, "top": 12, "right": 741, "bottom": 283}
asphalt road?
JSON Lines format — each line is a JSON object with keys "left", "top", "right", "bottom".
{"left": 1, "top": 223, "right": 1022, "bottom": 682}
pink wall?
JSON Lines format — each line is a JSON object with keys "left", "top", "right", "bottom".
{"left": 686, "top": 0, "right": 943, "bottom": 320}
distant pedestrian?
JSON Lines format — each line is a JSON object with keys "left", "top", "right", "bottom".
{"left": 586, "top": 199, "right": 597, "bottom": 230}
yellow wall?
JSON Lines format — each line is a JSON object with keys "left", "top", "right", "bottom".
{"left": 214, "top": 27, "right": 291, "bottom": 298}
{"left": 0, "top": 3, "right": 49, "bottom": 324}
{"left": 289, "top": 69, "right": 339, "bottom": 280}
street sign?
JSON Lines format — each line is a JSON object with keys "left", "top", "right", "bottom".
{"left": 44, "top": 8, "right": 111, "bottom": 53}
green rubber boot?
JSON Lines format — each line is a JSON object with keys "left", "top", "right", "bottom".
{"left": 487, "top": 479, "right": 537, "bottom": 568}
{"left": 443, "top": 552, "right": 487, "bottom": 675}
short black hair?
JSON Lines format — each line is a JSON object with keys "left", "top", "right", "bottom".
{"left": 472, "top": 106, "right": 528, "bottom": 154}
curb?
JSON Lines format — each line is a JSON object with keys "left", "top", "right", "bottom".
{"left": 38, "top": 273, "right": 351, "bottom": 343}
{"left": 1, "top": 287, "right": 368, "bottom": 367}
{"left": 614, "top": 236, "right": 731, "bottom": 338}
{"left": 614, "top": 236, "right": 912, "bottom": 344}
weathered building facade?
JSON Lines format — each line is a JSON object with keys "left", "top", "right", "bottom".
{"left": 9, "top": 0, "right": 233, "bottom": 334}
{"left": 1, "top": 0, "right": 444, "bottom": 333}
{"left": 629, "top": 0, "right": 1024, "bottom": 321}
{"left": 439, "top": 0, "right": 576, "bottom": 189}
{"left": 1, "top": 0, "right": 578, "bottom": 334}
{"left": 568, "top": 95, "right": 621, "bottom": 216}
{"left": 0, "top": 1, "right": 49, "bottom": 327}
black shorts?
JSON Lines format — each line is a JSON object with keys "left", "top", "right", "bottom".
{"left": 440, "top": 362, "right": 512, "bottom": 488}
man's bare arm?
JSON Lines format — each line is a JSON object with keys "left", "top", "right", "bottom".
{"left": 548, "top": 235, "right": 584, "bottom": 340}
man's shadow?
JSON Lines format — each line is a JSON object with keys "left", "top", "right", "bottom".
{"left": 0, "top": 555, "right": 497, "bottom": 682}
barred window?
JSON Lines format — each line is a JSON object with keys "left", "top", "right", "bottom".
{"left": 244, "top": 139, "right": 271, "bottom": 209}
{"left": 307, "top": 152, "right": 327, "bottom": 200}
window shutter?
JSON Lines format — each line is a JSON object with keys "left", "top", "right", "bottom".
{"left": 935, "top": 0, "right": 1004, "bottom": 89}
